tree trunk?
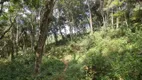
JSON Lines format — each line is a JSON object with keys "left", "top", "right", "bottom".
{"left": 116, "top": 17, "right": 119, "bottom": 28}
{"left": 52, "top": 30, "right": 58, "bottom": 44}
{"left": 34, "top": 0, "right": 55, "bottom": 76}
{"left": 111, "top": 10, "right": 114, "bottom": 28}
{"left": 87, "top": 0, "right": 93, "bottom": 34}
{"left": 30, "top": 14, "right": 35, "bottom": 52}
{"left": 103, "top": 16, "right": 106, "bottom": 28}
{"left": 126, "top": 0, "right": 131, "bottom": 27}
{"left": 59, "top": 26, "right": 65, "bottom": 40}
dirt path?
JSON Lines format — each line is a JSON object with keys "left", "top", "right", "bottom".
{"left": 56, "top": 55, "right": 72, "bottom": 80}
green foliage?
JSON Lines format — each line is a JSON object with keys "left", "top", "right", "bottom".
{"left": 23, "top": 0, "right": 40, "bottom": 8}
{"left": 0, "top": 27, "right": 142, "bottom": 80}
{"left": 1, "top": 0, "right": 142, "bottom": 79}
{"left": 0, "top": 54, "right": 35, "bottom": 80}
{"left": 9, "top": 6, "right": 14, "bottom": 13}
{"left": 11, "top": 0, "right": 21, "bottom": 4}
{"left": 64, "top": 60, "right": 85, "bottom": 80}
{"left": 38, "top": 57, "right": 65, "bottom": 80}
{"left": 84, "top": 28, "right": 142, "bottom": 79}
{"left": 113, "top": 11, "right": 125, "bottom": 18}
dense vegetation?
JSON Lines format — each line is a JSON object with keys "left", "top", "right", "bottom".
{"left": 0, "top": 0, "right": 142, "bottom": 80}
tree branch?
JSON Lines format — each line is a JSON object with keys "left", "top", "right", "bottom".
{"left": 0, "top": 25, "right": 13, "bottom": 40}
{"left": 0, "top": 17, "right": 16, "bottom": 40}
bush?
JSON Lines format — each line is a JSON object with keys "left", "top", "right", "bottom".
{"left": 83, "top": 28, "right": 142, "bottom": 79}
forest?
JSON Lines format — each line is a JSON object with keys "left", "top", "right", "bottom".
{"left": 0, "top": 0, "right": 142, "bottom": 80}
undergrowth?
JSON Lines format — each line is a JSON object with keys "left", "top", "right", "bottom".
{"left": 0, "top": 28, "right": 142, "bottom": 80}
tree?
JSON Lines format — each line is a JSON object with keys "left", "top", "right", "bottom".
{"left": 34, "top": 0, "right": 55, "bottom": 75}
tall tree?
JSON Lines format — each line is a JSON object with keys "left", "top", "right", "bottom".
{"left": 86, "top": 0, "right": 93, "bottom": 34}
{"left": 34, "top": 0, "right": 55, "bottom": 75}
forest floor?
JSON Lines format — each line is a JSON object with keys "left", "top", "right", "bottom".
{"left": 0, "top": 28, "right": 142, "bottom": 80}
